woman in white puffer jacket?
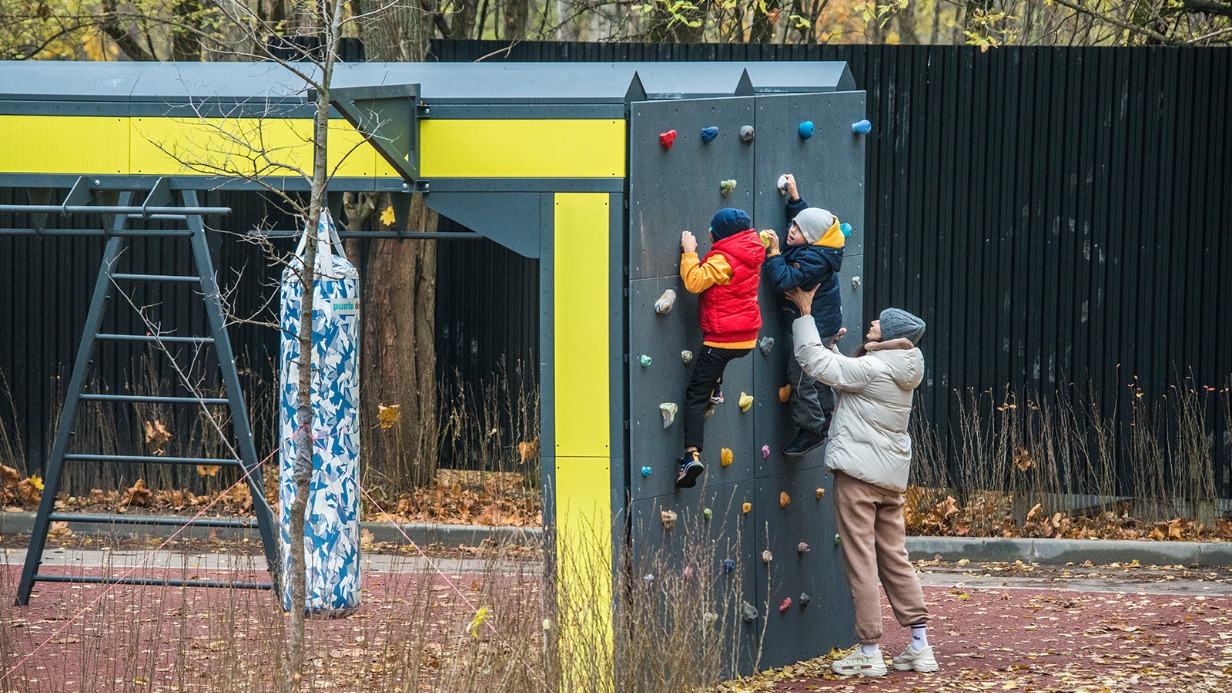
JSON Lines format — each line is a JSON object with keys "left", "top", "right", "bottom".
{"left": 785, "top": 286, "right": 938, "bottom": 679}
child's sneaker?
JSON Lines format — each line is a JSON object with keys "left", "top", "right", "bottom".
{"left": 709, "top": 389, "right": 724, "bottom": 405}
{"left": 782, "top": 429, "right": 824, "bottom": 457}
{"left": 675, "top": 452, "right": 704, "bottom": 489}
{"left": 892, "top": 645, "right": 938, "bottom": 673}
{"left": 831, "top": 649, "right": 887, "bottom": 677}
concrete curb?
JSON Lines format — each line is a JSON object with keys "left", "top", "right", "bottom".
{"left": 3, "top": 512, "right": 1230, "bottom": 566}
{"left": 906, "top": 535, "right": 1232, "bottom": 567}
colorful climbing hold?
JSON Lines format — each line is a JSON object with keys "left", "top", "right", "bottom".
{"left": 659, "top": 402, "right": 678, "bottom": 429}
{"left": 798, "top": 120, "right": 815, "bottom": 139}
{"left": 761, "top": 549, "right": 773, "bottom": 564}
{"left": 722, "top": 558, "right": 736, "bottom": 573}
{"left": 816, "top": 488, "right": 825, "bottom": 500}
{"left": 834, "top": 533, "right": 842, "bottom": 547}
{"left": 654, "top": 288, "right": 676, "bottom": 314}
{"left": 641, "top": 466, "right": 652, "bottom": 477}
{"left": 779, "top": 384, "right": 792, "bottom": 403}
{"left": 720, "top": 448, "right": 733, "bottom": 467}
{"left": 703, "top": 611, "right": 719, "bottom": 626}
{"left": 719, "top": 179, "right": 737, "bottom": 197}
{"left": 742, "top": 502, "right": 752, "bottom": 514}
{"left": 659, "top": 129, "right": 677, "bottom": 149}
{"left": 700, "top": 126, "right": 719, "bottom": 143}
{"left": 780, "top": 491, "right": 791, "bottom": 508}
{"left": 779, "top": 597, "right": 793, "bottom": 613}
{"left": 703, "top": 507, "right": 713, "bottom": 521}
{"left": 777, "top": 174, "right": 790, "bottom": 194}
{"left": 852, "top": 119, "right": 872, "bottom": 134}
{"left": 643, "top": 573, "right": 655, "bottom": 583}
{"left": 681, "top": 350, "right": 693, "bottom": 365}
{"left": 758, "top": 336, "right": 775, "bottom": 356}
{"left": 797, "top": 541, "right": 810, "bottom": 554}
{"left": 799, "top": 593, "right": 811, "bottom": 608}
{"left": 758, "top": 229, "right": 776, "bottom": 249}
{"left": 840, "top": 222, "right": 853, "bottom": 238}
{"left": 661, "top": 509, "right": 677, "bottom": 529}
{"left": 738, "top": 393, "right": 754, "bottom": 412}
{"left": 761, "top": 444, "right": 770, "bottom": 459}
{"left": 639, "top": 354, "right": 652, "bottom": 367}
{"left": 739, "top": 125, "right": 755, "bottom": 143}
{"left": 683, "top": 566, "right": 694, "bottom": 579}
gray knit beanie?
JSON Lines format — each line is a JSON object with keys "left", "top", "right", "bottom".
{"left": 793, "top": 208, "right": 835, "bottom": 244}
{"left": 879, "top": 308, "right": 926, "bottom": 345}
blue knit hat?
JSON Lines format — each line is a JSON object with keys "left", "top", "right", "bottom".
{"left": 709, "top": 208, "right": 752, "bottom": 241}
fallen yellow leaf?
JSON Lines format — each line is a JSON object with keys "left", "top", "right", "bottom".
{"left": 380, "top": 205, "right": 397, "bottom": 226}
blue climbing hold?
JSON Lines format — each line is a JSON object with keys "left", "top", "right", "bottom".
{"left": 722, "top": 558, "right": 736, "bottom": 573}
{"left": 852, "top": 119, "right": 873, "bottom": 134}
{"left": 701, "top": 126, "right": 719, "bottom": 143}
{"left": 840, "top": 222, "right": 853, "bottom": 238}
{"left": 641, "top": 466, "right": 652, "bottom": 477}
{"left": 798, "top": 120, "right": 815, "bottom": 139}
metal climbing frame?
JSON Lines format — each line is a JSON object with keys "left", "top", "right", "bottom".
{"left": 1, "top": 178, "right": 282, "bottom": 605}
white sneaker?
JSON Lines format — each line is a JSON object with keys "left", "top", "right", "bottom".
{"left": 831, "top": 648, "right": 887, "bottom": 677}
{"left": 892, "top": 644, "right": 939, "bottom": 672}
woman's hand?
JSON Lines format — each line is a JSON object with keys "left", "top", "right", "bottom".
{"left": 681, "top": 230, "right": 697, "bottom": 254}
{"left": 829, "top": 327, "right": 847, "bottom": 347}
{"left": 785, "top": 285, "right": 818, "bottom": 314}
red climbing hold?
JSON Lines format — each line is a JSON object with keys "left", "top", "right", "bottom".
{"left": 779, "top": 597, "right": 792, "bottom": 613}
{"left": 659, "top": 130, "right": 677, "bottom": 150}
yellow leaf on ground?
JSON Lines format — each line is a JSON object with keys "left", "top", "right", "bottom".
{"left": 196, "top": 465, "right": 221, "bottom": 477}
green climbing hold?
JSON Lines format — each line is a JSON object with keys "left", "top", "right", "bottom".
{"left": 834, "top": 533, "right": 842, "bottom": 547}
{"left": 703, "top": 508, "right": 713, "bottom": 521}
{"left": 719, "top": 179, "right": 737, "bottom": 196}
{"left": 639, "top": 354, "right": 652, "bottom": 367}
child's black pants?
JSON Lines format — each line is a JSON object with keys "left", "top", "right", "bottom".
{"left": 682, "top": 345, "right": 752, "bottom": 452}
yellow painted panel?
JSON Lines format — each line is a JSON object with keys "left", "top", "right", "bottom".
{"left": 0, "top": 115, "right": 391, "bottom": 178}
{"left": 554, "top": 456, "right": 614, "bottom": 691}
{"left": 421, "top": 120, "right": 625, "bottom": 178}
{"left": 130, "top": 117, "right": 383, "bottom": 178}
{"left": 0, "top": 116, "right": 128, "bottom": 175}
{"left": 553, "top": 193, "right": 611, "bottom": 457}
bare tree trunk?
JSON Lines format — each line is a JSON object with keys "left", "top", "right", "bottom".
{"left": 505, "top": 0, "right": 530, "bottom": 39}
{"left": 358, "top": 195, "right": 439, "bottom": 490}
{"left": 352, "top": 1, "right": 439, "bottom": 493}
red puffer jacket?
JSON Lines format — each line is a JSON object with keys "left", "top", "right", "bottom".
{"left": 698, "top": 230, "right": 765, "bottom": 345}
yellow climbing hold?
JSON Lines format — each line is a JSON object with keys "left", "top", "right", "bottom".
{"left": 739, "top": 392, "right": 754, "bottom": 412}
{"left": 759, "top": 229, "right": 776, "bottom": 249}
{"left": 720, "top": 448, "right": 733, "bottom": 466}
{"left": 779, "top": 384, "right": 792, "bottom": 402}
{"left": 816, "top": 488, "right": 825, "bottom": 500}
{"left": 742, "top": 502, "right": 752, "bottom": 514}
{"left": 780, "top": 491, "right": 791, "bottom": 508}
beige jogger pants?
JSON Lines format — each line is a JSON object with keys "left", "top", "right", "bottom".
{"left": 833, "top": 471, "right": 930, "bottom": 645}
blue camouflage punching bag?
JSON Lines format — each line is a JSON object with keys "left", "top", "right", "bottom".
{"left": 279, "top": 207, "right": 362, "bottom": 614}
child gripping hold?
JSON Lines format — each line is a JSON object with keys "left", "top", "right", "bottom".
{"left": 764, "top": 173, "right": 847, "bottom": 457}
{"left": 675, "top": 208, "right": 766, "bottom": 489}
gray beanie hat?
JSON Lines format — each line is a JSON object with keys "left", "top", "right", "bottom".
{"left": 793, "top": 208, "right": 835, "bottom": 244}
{"left": 879, "top": 308, "right": 926, "bottom": 345}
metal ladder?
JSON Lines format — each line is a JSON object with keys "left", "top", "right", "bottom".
{"left": 10, "top": 180, "right": 281, "bottom": 605}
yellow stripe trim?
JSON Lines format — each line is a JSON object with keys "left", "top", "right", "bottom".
{"left": 420, "top": 119, "right": 625, "bottom": 178}
{"left": 0, "top": 115, "right": 397, "bottom": 178}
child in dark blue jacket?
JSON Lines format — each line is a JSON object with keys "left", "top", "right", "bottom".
{"left": 764, "top": 173, "right": 847, "bottom": 456}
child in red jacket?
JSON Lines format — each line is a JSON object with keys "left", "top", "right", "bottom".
{"left": 675, "top": 208, "right": 765, "bottom": 489}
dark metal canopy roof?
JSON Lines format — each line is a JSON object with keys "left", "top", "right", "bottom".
{"left": 0, "top": 60, "right": 855, "bottom": 115}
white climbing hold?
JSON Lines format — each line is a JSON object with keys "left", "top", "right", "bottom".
{"left": 681, "top": 350, "right": 693, "bottom": 365}
{"left": 661, "top": 509, "right": 678, "bottom": 529}
{"left": 654, "top": 289, "right": 677, "bottom": 314}
{"left": 659, "top": 402, "right": 678, "bottom": 428}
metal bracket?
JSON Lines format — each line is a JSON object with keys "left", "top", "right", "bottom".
{"left": 60, "top": 176, "right": 94, "bottom": 215}
{"left": 326, "top": 83, "right": 422, "bottom": 184}
{"left": 140, "top": 177, "right": 172, "bottom": 219}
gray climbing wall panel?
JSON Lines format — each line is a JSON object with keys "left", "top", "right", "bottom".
{"left": 628, "top": 481, "right": 759, "bottom": 676}
{"left": 627, "top": 89, "right": 866, "bottom": 675}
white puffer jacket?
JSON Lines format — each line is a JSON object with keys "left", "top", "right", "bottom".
{"left": 792, "top": 316, "right": 924, "bottom": 493}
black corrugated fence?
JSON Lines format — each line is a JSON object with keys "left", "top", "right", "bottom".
{"left": 2, "top": 44, "right": 1229, "bottom": 499}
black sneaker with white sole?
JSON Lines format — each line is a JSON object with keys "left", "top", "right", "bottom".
{"left": 782, "top": 429, "right": 825, "bottom": 457}
{"left": 675, "top": 452, "right": 704, "bottom": 489}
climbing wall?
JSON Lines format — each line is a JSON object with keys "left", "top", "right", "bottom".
{"left": 628, "top": 90, "right": 866, "bottom": 673}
